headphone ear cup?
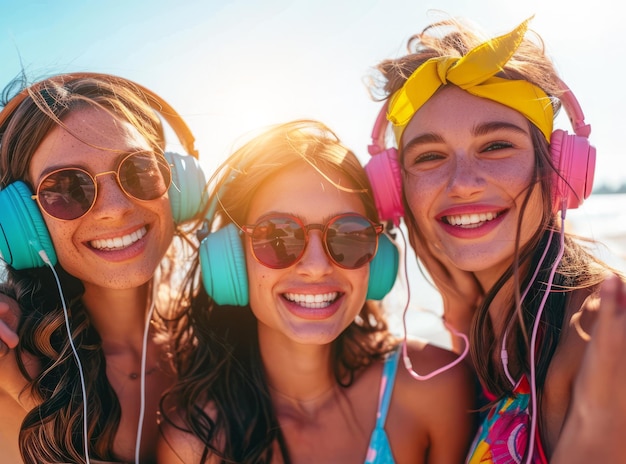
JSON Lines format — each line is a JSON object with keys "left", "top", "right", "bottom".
{"left": 0, "top": 181, "right": 57, "bottom": 269}
{"left": 550, "top": 130, "right": 596, "bottom": 212}
{"left": 364, "top": 147, "right": 404, "bottom": 226}
{"left": 199, "top": 223, "right": 249, "bottom": 306}
{"left": 165, "top": 151, "right": 207, "bottom": 224}
{"left": 366, "top": 233, "right": 399, "bottom": 300}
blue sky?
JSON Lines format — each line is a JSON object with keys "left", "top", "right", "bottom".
{"left": 1, "top": 0, "right": 623, "bottom": 188}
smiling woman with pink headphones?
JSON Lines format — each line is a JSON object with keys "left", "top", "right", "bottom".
{"left": 365, "top": 16, "right": 626, "bottom": 463}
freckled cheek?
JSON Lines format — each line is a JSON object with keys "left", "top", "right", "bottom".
{"left": 246, "top": 256, "right": 273, "bottom": 292}
{"left": 519, "top": 184, "right": 546, "bottom": 236}
{"left": 43, "top": 223, "right": 85, "bottom": 273}
{"left": 42, "top": 219, "right": 76, "bottom": 252}
{"left": 403, "top": 168, "right": 447, "bottom": 192}
{"left": 402, "top": 176, "right": 419, "bottom": 202}
{"left": 354, "top": 268, "right": 369, "bottom": 301}
{"left": 402, "top": 176, "right": 436, "bottom": 223}
{"left": 485, "top": 163, "right": 535, "bottom": 196}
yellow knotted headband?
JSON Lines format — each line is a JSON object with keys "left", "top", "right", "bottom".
{"left": 387, "top": 18, "right": 554, "bottom": 143}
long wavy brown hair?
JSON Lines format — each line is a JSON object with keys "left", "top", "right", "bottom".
{"left": 0, "top": 73, "right": 197, "bottom": 463}
{"left": 161, "top": 120, "right": 398, "bottom": 463}
{"left": 369, "top": 17, "right": 611, "bottom": 402}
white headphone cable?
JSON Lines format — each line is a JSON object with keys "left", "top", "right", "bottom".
{"left": 40, "top": 249, "right": 91, "bottom": 464}
{"left": 134, "top": 282, "right": 157, "bottom": 464}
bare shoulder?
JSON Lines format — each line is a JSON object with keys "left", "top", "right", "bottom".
{"left": 385, "top": 340, "right": 477, "bottom": 463}
{"left": 394, "top": 339, "right": 475, "bottom": 404}
{"left": 390, "top": 339, "right": 476, "bottom": 432}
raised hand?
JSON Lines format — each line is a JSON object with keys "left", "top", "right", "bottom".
{"left": 552, "top": 274, "right": 626, "bottom": 462}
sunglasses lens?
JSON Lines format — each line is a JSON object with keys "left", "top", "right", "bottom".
{"left": 251, "top": 217, "right": 304, "bottom": 268}
{"left": 119, "top": 152, "right": 171, "bottom": 200}
{"left": 326, "top": 215, "right": 378, "bottom": 268}
{"left": 37, "top": 169, "right": 95, "bottom": 220}
{"left": 249, "top": 215, "right": 379, "bottom": 270}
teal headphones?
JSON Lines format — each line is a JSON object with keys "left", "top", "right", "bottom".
{"left": 198, "top": 178, "right": 400, "bottom": 306}
{"left": 0, "top": 73, "right": 207, "bottom": 270}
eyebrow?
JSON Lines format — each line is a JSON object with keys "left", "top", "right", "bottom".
{"left": 472, "top": 121, "right": 529, "bottom": 137}
{"left": 35, "top": 149, "right": 149, "bottom": 179}
{"left": 402, "top": 120, "right": 529, "bottom": 152}
{"left": 402, "top": 132, "right": 444, "bottom": 152}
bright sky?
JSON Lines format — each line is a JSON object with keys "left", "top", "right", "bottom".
{"left": 1, "top": 0, "right": 623, "bottom": 189}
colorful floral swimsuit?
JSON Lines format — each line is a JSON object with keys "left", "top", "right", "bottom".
{"left": 467, "top": 376, "right": 548, "bottom": 463}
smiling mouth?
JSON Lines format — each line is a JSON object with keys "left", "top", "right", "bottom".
{"left": 283, "top": 292, "right": 340, "bottom": 309}
{"left": 89, "top": 226, "right": 148, "bottom": 250}
{"left": 442, "top": 212, "right": 502, "bottom": 228}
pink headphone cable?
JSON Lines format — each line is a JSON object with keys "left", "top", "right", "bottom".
{"left": 501, "top": 227, "right": 555, "bottom": 386}
{"left": 395, "top": 227, "right": 470, "bottom": 380}
{"left": 524, "top": 206, "right": 566, "bottom": 464}
{"left": 500, "top": 204, "right": 566, "bottom": 464}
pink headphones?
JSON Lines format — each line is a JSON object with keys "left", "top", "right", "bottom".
{"left": 364, "top": 80, "right": 596, "bottom": 224}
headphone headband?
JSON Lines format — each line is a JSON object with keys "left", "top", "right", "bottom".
{"left": 368, "top": 100, "right": 390, "bottom": 156}
{"left": 555, "top": 78, "right": 591, "bottom": 139}
{"left": 0, "top": 72, "right": 198, "bottom": 158}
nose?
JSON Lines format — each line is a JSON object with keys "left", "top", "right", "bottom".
{"left": 447, "top": 152, "right": 486, "bottom": 199}
{"left": 89, "top": 172, "right": 134, "bottom": 218}
{"left": 296, "top": 230, "right": 333, "bottom": 277}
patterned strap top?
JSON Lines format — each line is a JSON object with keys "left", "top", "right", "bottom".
{"left": 466, "top": 376, "right": 548, "bottom": 464}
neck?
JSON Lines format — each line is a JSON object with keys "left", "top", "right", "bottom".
{"left": 82, "top": 282, "right": 155, "bottom": 353}
{"left": 258, "top": 330, "right": 336, "bottom": 405}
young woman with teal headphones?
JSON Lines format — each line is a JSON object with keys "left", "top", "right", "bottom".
{"left": 0, "top": 72, "right": 206, "bottom": 463}
{"left": 157, "top": 120, "right": 476, "bottom": 463}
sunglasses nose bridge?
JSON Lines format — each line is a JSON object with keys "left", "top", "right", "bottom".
{"left": 91, "top": 169, "right": 119, "bottom": 184}
{"left": 89, "top": 169, "right": 136, "bottom": 210}
{"left": 91, "top": 169, "right": 127, "bottom": 195}
{"left": 303, "top": 223, "right": 325, "bottom": 235}
{"left": 302, "top": 223, "right": 328, "bottom": 250}
{"left": 298, "top": 224, "right": 334, "bottom": 267}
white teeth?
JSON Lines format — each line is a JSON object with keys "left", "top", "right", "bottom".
{"left": 90, "top": 226, "right": 147, "bottom": 250}
{"left": 445, "top": 212, "right": 498, "bottom": 228}
{"left": 283, "top": 292, "right": 339, "bottom": 309}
